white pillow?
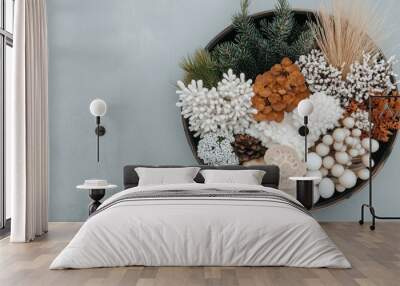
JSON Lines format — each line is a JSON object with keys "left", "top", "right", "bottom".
{"left": 200, "top": 169, "right": 266, "bottom": 185}
{"left": 135, "top": 167, "right": 200, "bottom": 186}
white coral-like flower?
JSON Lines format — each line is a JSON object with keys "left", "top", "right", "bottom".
{"left": 292, "top": 92, "right": 344, "bottom": 146}
{"left": 346, "top": 52, "right": 398, "bottom": 105}
{"left": 296, "top": 49, "right": 348, "bottom": 101}
{"left": 176, "top": 69, "right": 255, "bottom": 137}
{"left": 351, "top": 109, "right": 370, "bottom": 131}
{"left": 246, "top": 115, "right": 305, "bottom": 158}
{"left": 197, "top": 131, "right": 239, "bottom": 166}
{"left": 297, "top": 50, "right": 398, "bottom": 107}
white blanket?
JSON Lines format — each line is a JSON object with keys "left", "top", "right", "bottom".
{"left": 50, "top": 183, "right": 350, "bottom": 269}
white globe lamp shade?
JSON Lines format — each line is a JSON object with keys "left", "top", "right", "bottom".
{"left": 90, "top": 99, "right": 107, "bottom": 117}
{"left": 297, "top": 99, "right": 314, "bottom": 117}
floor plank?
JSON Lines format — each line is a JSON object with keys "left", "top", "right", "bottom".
{"left": 0, "top": 222, "right": 399, "bottom": 286}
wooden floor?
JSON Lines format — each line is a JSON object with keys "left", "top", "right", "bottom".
{"left": 0, "top": 222, "right": 399, "bottom": 286}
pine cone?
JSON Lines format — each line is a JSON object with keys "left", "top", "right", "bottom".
{"left": 232, "top": 134, "right": 266, "bottom": 163}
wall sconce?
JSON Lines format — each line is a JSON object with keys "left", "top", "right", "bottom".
{"left": 89, "top": 99, "right": 107, "bottom": 162}
{"left": 297, "top": 99, "right": 314, "bottom": 162}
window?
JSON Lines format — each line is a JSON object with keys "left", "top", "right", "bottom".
{"left": 0, "top": 0, "right": 14, "bottom": 231}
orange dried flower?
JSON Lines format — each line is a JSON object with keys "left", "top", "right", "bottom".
{"left": 252, "top": 57, "right": 310, "bottom": 122}
{"left": 346, "top": 100, "right": 362, "bottom": 114}
{"left": 371, "top": 92, "right": 400, "bottom": 142}
{"left": 347, "top": 95, "right": 400, "bottom": 142}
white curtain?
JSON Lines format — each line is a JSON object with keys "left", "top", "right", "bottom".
{"left": 9, "top": 0, "right": 49, "bottom": 242}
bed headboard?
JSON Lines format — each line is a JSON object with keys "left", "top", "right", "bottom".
{"left": 123, "top": 165, "right": 280, "bottom": 189}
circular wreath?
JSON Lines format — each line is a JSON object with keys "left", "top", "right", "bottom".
{"left": 176, "top": 0, "right": 399, "bottom": 208}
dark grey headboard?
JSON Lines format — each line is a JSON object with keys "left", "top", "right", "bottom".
{"left": 123, "top": 165, "right": 280, "bottom": 189}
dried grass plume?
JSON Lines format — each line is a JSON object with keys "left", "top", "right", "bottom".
{"left": 311, "top": 0, "right": 386, "bottom": 77}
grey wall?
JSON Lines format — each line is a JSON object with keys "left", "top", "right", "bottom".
{"left": 47, "top": 0, "right": 400, "bottom": 222}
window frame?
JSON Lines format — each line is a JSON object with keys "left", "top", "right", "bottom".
{"left": 0, "top": 0, "right": 13, "bottom": 231}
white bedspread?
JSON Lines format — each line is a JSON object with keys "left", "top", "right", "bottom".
{"left": 50, "top": 183, "right": 351, "bottom": 269}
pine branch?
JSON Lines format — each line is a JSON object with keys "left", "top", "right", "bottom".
{"left": 212, "top": 42, "right": 241, "bottom": 73}
{"left": 260, "top": 0, "right": 314, "bottom": 67}
{"left": 232, "top": 0, "right": 264, "bottom": 61}
{"left": 289, "top": 28, "right": 315, "bottom": 57}
{"left": 213, "top": 0, "right": 264, "bottom": 78}
{"left": 188, "top": 0, "right": 315, "bottom": 83}
{"left": 232, "top": 0, "right": 251, "bottom": 33}
{"left": 235, "top": 42, "right": 259, "bottom": 79}
{"left": 261, "top": 0, "right": 294, "bottom": 43}
{"left": 180, "top": 49, "right": 220, "bottom": 88}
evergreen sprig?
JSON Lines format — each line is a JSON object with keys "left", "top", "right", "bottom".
{"left": 180, "top": 49, "right": 220, "bottom": 88}
{"left": 179, "top": 0, "right": 315, "bottom": 84}
{"left": 261, "top": 0, "right": 294, "bottom": 44}
{"left": 212, "top": 0, "right": 265, "bottom": 80}
{"left": 213, "top": 0, "right": 315, "bottom": 77}
{"left": 260, "top": 0, "right": 315, "bottom": 68}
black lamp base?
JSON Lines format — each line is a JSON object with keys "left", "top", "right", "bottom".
{"left": 296, "top": 180, "right": 313, "bottom": 210}
{"left": 88, "top": 189, "right": 105, "bottom": 215}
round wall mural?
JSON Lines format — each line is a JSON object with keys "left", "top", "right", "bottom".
{"left": 176, "top": 0, "right": 399, "bottom": 208}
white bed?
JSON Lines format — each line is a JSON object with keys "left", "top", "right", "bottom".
{"left": 50, "top": 182, "right": 350, "bottom": 269}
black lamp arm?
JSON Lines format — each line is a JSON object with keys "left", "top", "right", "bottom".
{"left": 94, "top": 116, "right": 106, "bottom": 162}
{"left": 304, "top": 116, "right": 308, "bottom": 126}
{"left": 304, "top": 116, "right": 308, "bottom": 162}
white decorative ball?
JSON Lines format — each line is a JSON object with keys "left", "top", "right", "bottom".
{"left": 361, "top": 138, "right": 369, "bottom": 149}
{"left": 335, "top": 184, "right": 346, "bottom": 193}
{"left": 371, "top": 139, "right": 379, "bottom": 153}
{"left": 320, "top": 168, "right": 329, "bottom": 177}
{"left": 357, "top": 168, "right": 370, "bottom": 180}
{"left": 322, "top": 156, "right": 335, "bottom": 169}
{"left": 333, "top": 142, "right": 344, "bottom": 151}
{"left": 358, "top": 148, "right": 366, "bottom": 155}
{"left": 333, "top": 128, "right": 346, "bottom": 142}
{"left": 307, "top": 170, "right": 322, "bottom": 177}
{"left": 297, "top": 99, "right": 314, "bottom": 116}
{"left": 352, "top": 129, "right": 362, "bottom": 137}
{"left": 316, "top": 143, "right": 330, "bottom": 157}
{"left": 313, "top": 186, "right": 320, "bottom": 204}
{"left": 361, "top": 138, "right": 379, "bottom": 153}
{"left": 335, "top": 152, "right": 350, "bottom": 165}
{"left": 348, "top": 148, "right": 359, "bottom": 157}
{"left": 331, "top": 164, "right": 345, "bottom": 177}
{"left": 340, "top": 145, "right": 347, "bottom": 152}
{"left": 339, "top": 169, "right": 357, "bottom": 188}
{"left": 353, "top": 137, "right": 360, "bottom": 144}
{"left": 307, "top": 152, "right": 322, "bottom": 171}
{"left": 319, "top": 178, "right": 335, "bottom": 199}
{"left": 362, "top": 154, "right": 374, "bottom": 167}
{"left": 345, "top": 137, "right": 354, "bottom": 146}
{"left": 322, "top": 135, "right": 334, "bottom": 146}
{"left": 343, "top": 128, "right": 351, "bottom": 137}
{"left": 343, "top": 117, "right": 355, "bottom": 129}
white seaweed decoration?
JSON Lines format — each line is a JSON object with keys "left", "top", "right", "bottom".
{"left": 176, "top": 69, "right": 256, "bottom": 137}
{"left": 197, "top": 131, "right": 239, "bottom": 166}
